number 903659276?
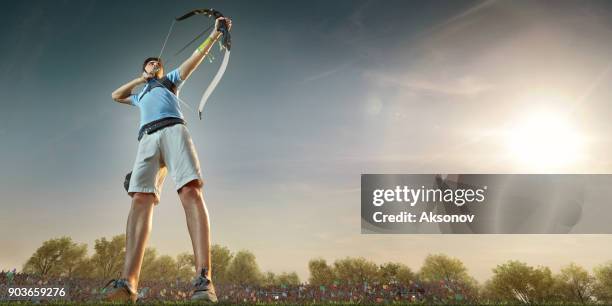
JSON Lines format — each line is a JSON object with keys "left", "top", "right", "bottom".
{"left": 3, "top": 287, "right": 68, "bottom": 301}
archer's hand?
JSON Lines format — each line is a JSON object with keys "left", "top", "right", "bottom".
{"left": 141, "top": 71, "right": 155, "bottom": 82}
{"left": 214, "top": 17, "right": 232, "bottom": 35}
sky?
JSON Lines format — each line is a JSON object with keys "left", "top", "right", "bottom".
{"left": 1, "top": 0, "right": 612, "bottom": 282}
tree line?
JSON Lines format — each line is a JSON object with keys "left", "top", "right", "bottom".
{"left": 20, "top": 235, "right": 299, "bottom": 287}
{"left": 17, "top": 235, "right": 612, "bottom": 303}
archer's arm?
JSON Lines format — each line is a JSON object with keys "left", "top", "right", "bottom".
{"left": 111, "top": 76, "right": 147, "bottom": 104}
{"left": 179, "top": 17, "right": 230, "bottom": 81}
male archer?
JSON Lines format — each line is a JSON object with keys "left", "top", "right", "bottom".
{"left": 105, "top": 16, "right": 232, "bottom": 303}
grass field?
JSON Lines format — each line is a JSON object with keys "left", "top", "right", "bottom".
{"left": 2, "top": 302, "right": 438, "bottom": 306}
{"left": 0, "top": 301, "right": 506, "bottom": 306}
{"left": 0, "top": 302, "right": 593, "bottom": 306}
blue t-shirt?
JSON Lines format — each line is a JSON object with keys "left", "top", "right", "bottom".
{"left": 130, "top": 68, "right": 185, "bottom": 128}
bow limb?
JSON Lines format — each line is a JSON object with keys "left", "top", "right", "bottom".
{"left": 176, "top": 9, "right": 211, "bottom": 21}
{"left": 176, "top": 9, "right": 223, "bottom": 21}
{"left": 173, "top": 8, "right": 232, "bottom": 119}
{"left": 198, "top": 50, "right": 230, "bottom": 119}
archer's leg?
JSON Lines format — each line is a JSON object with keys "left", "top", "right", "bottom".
{"left": 178, "top": 180, "right": 212, "bottom": 278}
{"left": 122, "top": 192, "right": 155, "bottom": 289}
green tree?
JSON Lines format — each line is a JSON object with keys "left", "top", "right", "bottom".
{"left": 261, "top": 271, "right": 277, "bottom": 287}
{"left": 593, "top": 261, "right": 612, "bottom": 303}
{"left": 61, "top": 243, "right": 88, "bottom": 278}
{"left": 530, "top": 265, "right": 557, "bottom": 302}
{"left": 419, "top": 254, "right": 473, "bottom": 284}
{"left": 150, "top": 255, "right": 178, "bottom": 282}
{"left": 418, "top": 254, "right": 478, "bottom": 295}
{"left": 333, "top": 257, "right": 378, "bottom": 286}
{"left": 23, "top": 237, "right": 88, "bottom": 278}
{"left": 308, "top": 258, "right": 334, "bottom": 286}
{"left": 72, "top": 258, "right": 95, "bottom": 279}
{"left": 226, "top": 250, "right": 262, "bottom": 286}
{"left": 211, "top": 244, "right": 233, "bottom": 285}
{"left": 176, "top": 252, "right": 195, "bottom": 281}
{"left": 554, "top": 263, "right": 593, "bottom": 304}
{"left": 90, "top": 235, "right": 125, "bottom": 280}
{"left": 418, "top": 254, "right": 478, "bottom": 302}
{"left": 139, "top": 247, "right": 158, "bottom": 281}
{"left": 261, "top": 271, "right": 300, "bottom": 287}
{"left": 485, "top": 260, "right": 555, "bottom": 304}
{"left": 379, "top": 262, "right": 415, "bottom": 286}
{"left": 479, "top": 280, "right": 497, "bottom": 302}
{"left": 277, "top": 272, "right": 300, "bottom": 286}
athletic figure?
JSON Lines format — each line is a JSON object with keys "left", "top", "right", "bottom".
{"left": 104, "top": 16, "right": 232, "bottom": 303}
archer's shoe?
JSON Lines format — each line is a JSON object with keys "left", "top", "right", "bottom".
{"left": 102, "top": 278, "right": 138, "bottom": 303}
{"left": 191, "top": 268, "right": 218, "bottom": 303}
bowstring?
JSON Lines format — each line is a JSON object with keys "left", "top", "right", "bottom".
{"left": 172, "top": 23, "right": 215, "bottom": 57}
{"left": 154, "top": 16, "right": 220, "bottom": 115}
{"left": 158, "top": 19, "right": 176, "bottom": 60}
{"left": 150, "top": 78, "right": 196, "bottom": 113}
{"left": 154, "top": 19, "right": 198, "bottom": 114}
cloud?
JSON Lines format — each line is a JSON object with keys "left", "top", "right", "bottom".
{"left": 302, "top": 62, "right": 352, "bottom": 82}
{"left": 364, "top": 71, "right": 492, "bottom": 97}
{"left": 424, "top": 0, "right": 498, "bottom": 36}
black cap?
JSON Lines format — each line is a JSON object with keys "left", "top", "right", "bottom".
{"left": 142, "top": 57, "right": 163, "bottom": 71}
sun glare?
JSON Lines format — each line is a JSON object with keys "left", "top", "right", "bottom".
{"left": 506, "top": 107, "right": 584, "bottom": 170}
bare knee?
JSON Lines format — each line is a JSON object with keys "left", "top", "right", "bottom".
{"left": 132, "top": 193, "right": 156, "bottom": 208}
{"left": 179, "top": 180, "right": 202, "bottom": 202}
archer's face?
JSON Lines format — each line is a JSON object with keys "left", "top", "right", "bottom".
{"left": 145, "top": 60, "right": 164, "bottom": 78}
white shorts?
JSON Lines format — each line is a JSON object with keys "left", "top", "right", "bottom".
{"left": 128, "top": 124, "right": 203, "bottom": 203}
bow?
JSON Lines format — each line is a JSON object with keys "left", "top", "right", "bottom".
{"left": 159, "top": 9, "right": 232, "bottom": 119}
{"left": 176, "top": 9, "right": 231, "bottom": 119}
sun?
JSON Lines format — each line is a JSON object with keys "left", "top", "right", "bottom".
{"left": 506, "top": 108, "right": 584, "bottom": 170}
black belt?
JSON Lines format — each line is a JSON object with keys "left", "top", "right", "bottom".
{"left": 138, "top": 117, "right": 185, "bottom": 141}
